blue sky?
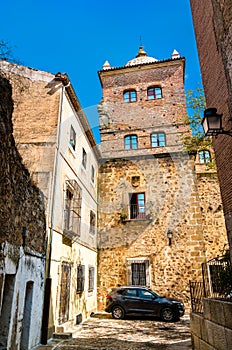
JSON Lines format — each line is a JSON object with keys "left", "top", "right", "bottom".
{"left": 1, "top": 0, "right": 201, "bottom": 139}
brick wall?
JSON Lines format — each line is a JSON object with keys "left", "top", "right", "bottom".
{"left": 190, "top": 0, "right": 232, "bottom": 251}
{"left": 98, "top": 59, "right": 189, "bottom": 159}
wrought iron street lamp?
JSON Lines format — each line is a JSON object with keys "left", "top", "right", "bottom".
{"left": 202, "top": 108, "right": 232, "bottom": 137}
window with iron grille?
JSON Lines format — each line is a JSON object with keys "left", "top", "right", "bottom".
{"left": 123, "top": 90, "right": 137, "bottom": 103}
{"left": 88, "top": 266, "right": 94, "bottom": 292}
{"left": 124, "top": 135, "right": 138, "bottom": 150}
{"left": 127, "top": 259, "right": 150, "bottom": 286}
{"left": 64, "top": 180, "right": 82, "bottom": 240}
{"left": 89, "top": 210, "right": 96, "bottom": 235}
{"left": 69, "top": 125, "right": 76, "bottom": 151}
{"left": 77, "top": 264, "right": 85, "bottom": 293}
{"left": 198, "top": 150, "right": 211, "bottom": 164}
{"left": 147, "top": 87, "right": 162, "bottom": 100}
{"left": 129, "top": 192, "right": 145, "bottom": 219}
{"left": 151, "top": 133, "right": 166, "bottom": 147}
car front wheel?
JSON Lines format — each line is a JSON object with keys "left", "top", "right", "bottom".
{"left": 112, "top": 305, "right": 125, "bottom": 319}
{"left": 161, "top": 307, "right": 175, "bottom": 322}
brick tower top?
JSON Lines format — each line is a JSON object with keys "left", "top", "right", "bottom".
{"left": 98, "top": 47, "right": 189, "bottom": 159}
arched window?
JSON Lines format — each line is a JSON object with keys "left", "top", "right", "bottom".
{"left": 198, "top": 150, "right": 211, "bottom": 164}
{"left": 124, "top": 90, "right": 137, "bottom": 103}
{"left": 124, "top": 135, "right": 138, "bottom": 149}
{"left": 147, "top": 86, "right": 162, "bottom": 100}
{"left": 151, "top": 133, "right": 166, "bottom": 147}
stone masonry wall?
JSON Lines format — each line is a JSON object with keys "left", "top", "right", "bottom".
{"left": 0, "top": 60, "right": 61, "bottom": 210}
{"left": 191, "top": 298, "right": 232, "bottom": 350}
{"left": 97, "top": 154, "right": 227, "bottom": 310}
{"left": 97, "top": 54, "right": 227, "bottom": 311}
{"left": 0, "top": 75, "right": 46, "bottom": 251}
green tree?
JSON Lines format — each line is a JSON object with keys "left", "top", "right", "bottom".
{"left": 183, "top": 85, "right": 212, "bottom": 153}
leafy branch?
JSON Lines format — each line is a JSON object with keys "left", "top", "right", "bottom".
{"left": 0, "top": 40, "right": 22, "bottom": 64}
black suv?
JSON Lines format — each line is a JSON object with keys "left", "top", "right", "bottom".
{"left": 105, "top": 286, "right": 185, "bottom": 322}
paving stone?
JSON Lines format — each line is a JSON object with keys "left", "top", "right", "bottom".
{"left": 34, "top": 313, "right": 192, "bottom": 349}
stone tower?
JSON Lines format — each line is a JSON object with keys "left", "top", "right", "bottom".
{"left": 97, "top": 47, "right": 227, "bottom": 310}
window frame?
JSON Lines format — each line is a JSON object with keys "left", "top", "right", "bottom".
{"left": 129, "top": 192, "right": 146, "bottom": 220}
{"left": 124, "top": 134, "right": 138, "bottom": 150}
{"left": 126, "top": 258, "right": 150, "bottom": 287}
{"left": 77, "top": 264, "right": 85, "bottom": 294}
{"left": 88, "top": 266, "right": 94, "bottom": 292}
{"left": 89, "top": 210, "right": 96, "bottom": 235}
{"left": 198, "top": 150, "right": 211, "bottom": 164}
{"left": 63, "top": 180, "right": 82, "bottom": 239}
{"left": 151, "top": 132, "right": 166, "bottom": 147}
{"left": 123, "top": 89, "right": 137, "bottom": 103}
{"left": 147, "top": 86, "right": 162, "bottom": 100}
{"left": 69, "top": 125, "right": 76, "bottom": 151}
{"left": 82, "top": 148, "right": 87, "bottom": 169}
{"left": 91, "top": 165, "right": 95, "bottom": 183}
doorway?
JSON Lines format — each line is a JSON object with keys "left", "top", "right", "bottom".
{"left": 0, "top": 274, "right": 16, "bottom": 348}
{"left": 20, "top": 281, "right": 34, "bottom": 350}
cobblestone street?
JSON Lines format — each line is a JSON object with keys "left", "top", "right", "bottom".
{"left": 35, "top": 313, "right": 192, "bottom": 350}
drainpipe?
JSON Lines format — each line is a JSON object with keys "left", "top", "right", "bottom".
{"left": 41, "top": 77, "right": 69, "bottom": 344}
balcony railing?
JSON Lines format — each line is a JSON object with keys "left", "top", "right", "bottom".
{"left": 127, "top": 204, "right": 146, "bottom": 220}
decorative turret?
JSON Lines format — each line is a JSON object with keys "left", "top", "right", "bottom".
{"left": 102, "top": 60, "right": 111, "bottom": 70}
{"left": 125, "top": 46, "right": 158, "bottom": 67}
{"left": 171, "top": 49, "right": 180, "bottom": 59}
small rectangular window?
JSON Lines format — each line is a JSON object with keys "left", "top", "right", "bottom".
{"left": 77, "top": 264, "right": 85, "bottom": 293}
{"left": 91, "top": 165, "right": 95, "bottom": 183}
{"left": 124, "top": 90, "right": 137, "bottom": 103}
{"left": 69, "top": 126, "right": 76, "bottom": 151}
{"left": 127, "top": 259, "right": 150, "bottom": 286}
{"left": 88, "top": 266, "right": 94, "bottom": 292}
{"left": 151, "top": 133, "right": 166, "bottom": 147}
{"left": 198, "top": 150, "right": 211, "bottom": 164}
{"left": 124, "top": 135, "right": 138, "bottom": 150}
{"left": 82, "top": 148, "right": 87, "bottom": 169}
{"left": 147, "top": 87, "right": 162, "bottom": 100}
{"left": 89, "top": 210, "right": 96, "bottom": 235}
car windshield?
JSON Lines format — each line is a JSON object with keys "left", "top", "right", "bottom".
{"left": 147, "top": 289, "right": 162, "bottom": 298}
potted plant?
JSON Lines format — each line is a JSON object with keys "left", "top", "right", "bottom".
{"left": 120, "top": 213, "right": 127, "bottom": 221}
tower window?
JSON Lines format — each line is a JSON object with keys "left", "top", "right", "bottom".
{"left": 124, "top": 135, "right": 138, "bottom": 150}
{"left": 147, "top": 87, "right": 162, "bottom": 100}
{"left": 124, "top": 90, "right": 137, "bottom": 103}
{"left": 198, "top": 150, "right": 211, "bottom": 164}
{"left": 151, "top": 133, "right": 166, "bottom": 147}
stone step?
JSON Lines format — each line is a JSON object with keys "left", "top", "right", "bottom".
{"left": 52, "top": 332, "right": 72, "bottom": 339}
